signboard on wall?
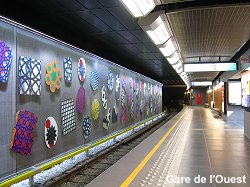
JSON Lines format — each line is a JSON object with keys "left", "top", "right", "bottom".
{"left": 228, "top": 81, "right": 241, "bottom": 105}
{"left": 241, "top": 70, "right": 250, "bottom": 108}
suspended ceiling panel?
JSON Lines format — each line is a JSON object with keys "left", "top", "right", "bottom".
{"left": 167, "top": 6, "right": 250, "bottom": 61}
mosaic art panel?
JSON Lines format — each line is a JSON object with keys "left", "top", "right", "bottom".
{"left": 107, "top": 70, "right": 114, "bottom": 91}
{"left": 45, "top": 117, "right": 58, "bottom": 149}
{"left": 10, "top": 110, "right": 38, "bottom": 156}
{"left": 64, "top": 57, "right": 72, "bottom": 83}
{"left": 19, "top": 56, "right": 41, "bottom": 95}
{"left": 90, "top": 70, "right": 99, "bottom": 91}
{"left": 101, "top": 84, "right": 107, "bottom": 110}
{"left": 115, "top": 74, "right": 120, "bottom": 100}
{"left": 61, "top": 98, "right": 76, "bottom": 136}
{"left": 103, "top": 108, "right": 111, "bottom": 130}
{"left": 83, "top": 116, "right": 91, "bottom": 139}
{"left": 76, "top": 86, "right": 85, "bottom": 113}
{"left": 45, "top": 60, "right": 62, "bottom": 93}
{"left": 91, "top": 98, "right": 100, "bottom": 121}
{"left": 78, "top": 57, "right": 86, "bottom": 82}
{"left": 0, "top": 41, "right": 12, "bottom": 82}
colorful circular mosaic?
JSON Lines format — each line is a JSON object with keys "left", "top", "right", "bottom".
{"left": 78, "top": 58, "right": 86, "bottom": 82}
{"left": 45, "top": 60, "right": 62, "bottom": 93}
{"left": 83, "top": 116, "right": 91, "bottom": 139}
{"left": 64, "top": 57, "right": 72, "bottom": 83}
{"left": 44, "top": 117, "right": 58, "bottom": 149}
{"left": 91, "top": 99, "right": 100, "bottom": 121}
{"left": 107, "top": 70, "right": 114, "bottom": 91}
{"left": 90, "top": 70, "right": 99, "bottom": 91}
{"left": 0, "top": 41, "right": 12, "bottom": 83}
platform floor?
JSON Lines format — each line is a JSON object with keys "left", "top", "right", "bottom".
{"left": 86, "top": 107, "right": 250, "bottom": 187}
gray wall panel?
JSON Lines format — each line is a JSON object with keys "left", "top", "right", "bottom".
{"left": 0, "top": 19, "right": 162, "bottom": 178}
{"left": 0, "top": 21, "right": 16, "bottom": 178}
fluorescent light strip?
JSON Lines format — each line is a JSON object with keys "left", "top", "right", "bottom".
{"left": 159, "top": 38, "right": 175, "bottom": 57}
{"left": 173, "top": 61, "right": 182, "bottom": 70}
{"left": 176, "top": 66, "right": 183, "bottom": 74}
{"left": 191, "top": 81, "right": 212, "bottom": 86}
{"left": 146, "top": 16, "right": 170, "bottom": 45}
{"left": 121, "top": 0, "right": 156, "bottom": 18}
{"left": 167, "top": 52, "right": 179, "bottom": 65}
{"left": 121, "top": 0, "right": 143, "bottom": 17}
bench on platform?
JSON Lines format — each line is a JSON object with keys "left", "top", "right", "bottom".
{"left": 212, "top": 108, "right": 222, "bottom": 116}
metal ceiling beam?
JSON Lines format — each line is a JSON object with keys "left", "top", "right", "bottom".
{"left": 153, "top": 0, "right": 250, "bottom": 13}
{"left": 231, "top": 38, "right": 250, "bottom": 61}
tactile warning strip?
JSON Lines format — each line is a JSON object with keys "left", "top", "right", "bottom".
{"left": 140, "top": 109, "right": 191, "bottom": 186}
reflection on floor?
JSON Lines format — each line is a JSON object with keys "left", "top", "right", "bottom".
{"left": 86, "top": 107, "right": 250, "bottom": 187}
{"left": 176, "top": 107, "right": 250, "bottom": 187}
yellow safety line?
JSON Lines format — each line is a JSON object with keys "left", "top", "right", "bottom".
{"left": 0, "top": 112, "right": 165, "bottom": 187}
{"left": 120, "top": 111, "right": 188, "bottom": 187}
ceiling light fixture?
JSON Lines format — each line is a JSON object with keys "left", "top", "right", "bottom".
{"left": 173, "top": 61, "right": 182, "bottom": 70}
{"left": 159, "top": 38, "right": 175, "bottom": 57}
{"left": 139, "top": 13, "right": 171, "bottom": 45}
{"left": 137, "top": 11, "right": 191, "bottom": 88}
{"left": 121, "top": 0, "right": 157, "bottom": 18}
{"left": 167, "top": 52, "right": 180, "bottom": 65}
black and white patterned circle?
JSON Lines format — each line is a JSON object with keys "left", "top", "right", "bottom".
{"left": 101, "top": 84, "right": 107, "bottom": 110}
{"left": 121, "top": 86, "right": 126, "bottom": 107}
{"left": 130, "top": 100, "right": 134, "bottom": 118}
{"left": 107, "top": 70, "right": 114, "bottom": 91}
{"left": 83, "top": 116, "right": 91, "bottom": 139}
{"left": 115, "top": 74, "right": 120, "bottom": 100}
{"left": 103, "top": 108, "right": 111, "bottom": 130}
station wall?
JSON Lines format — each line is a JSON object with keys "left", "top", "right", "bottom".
{"left": 191, "top": 88, "right": 206, "bottom": 106}
{"left": 0, "top": 19, "right": 162, "bottom": 178}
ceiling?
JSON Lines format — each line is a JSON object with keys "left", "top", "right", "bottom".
{"left": 0, "top": 0, "right": 249, "bottom": 86}
{"left": 166, "top": 5, "right": 250, "bottom": 81}
{"left": 0, "top": 0, "right": 181, "bottom": 85}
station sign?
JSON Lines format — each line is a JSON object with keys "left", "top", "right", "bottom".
{"left": 184, "top": 62, "right": 237, "bottom": 72}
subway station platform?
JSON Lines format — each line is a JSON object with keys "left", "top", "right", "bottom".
{"left": 86, "top": 107, "right": 250, "bottom": 187}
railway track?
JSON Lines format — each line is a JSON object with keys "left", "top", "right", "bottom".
{"left": 45, "top": 112, "right": 177, "bottom": 187}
